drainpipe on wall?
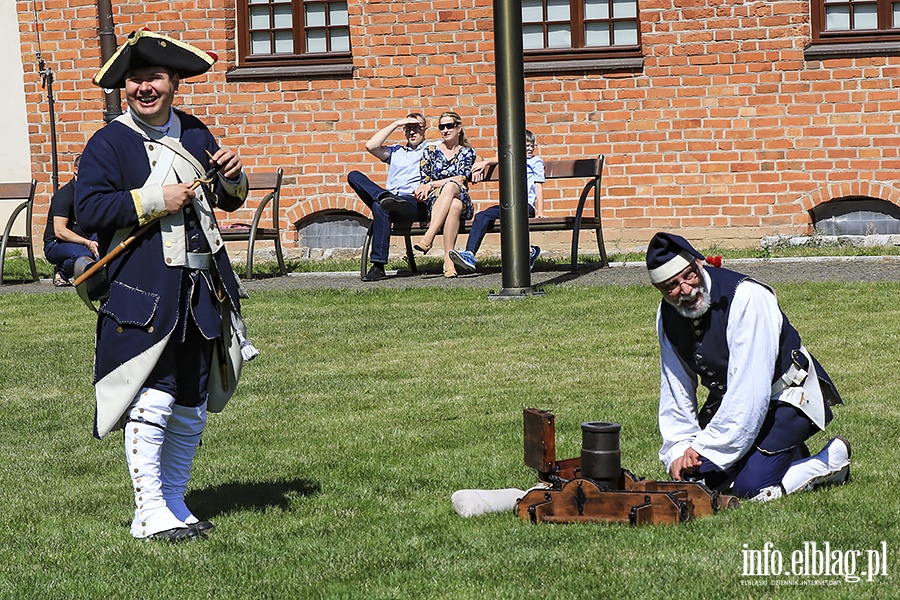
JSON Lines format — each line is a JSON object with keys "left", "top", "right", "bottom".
{"left": 96, "top": 0, "right": 122, "bottom": 123}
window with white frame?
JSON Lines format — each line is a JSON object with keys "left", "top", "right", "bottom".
{"left": 811, "top": 0, "right": 900, "bottom": 43}
{"left": 237, "top": 0, "right": 350, "bottom": 67}
{"left": 521, "top": 0, "right": 640, "bottom": 52}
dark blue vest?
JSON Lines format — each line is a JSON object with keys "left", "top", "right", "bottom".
{"left": 660, "top": 267, "right": 839, "bottom": 429}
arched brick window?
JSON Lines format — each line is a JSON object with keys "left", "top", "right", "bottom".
{"left": 811, "top": 196, "right": 900, "bottom": 235}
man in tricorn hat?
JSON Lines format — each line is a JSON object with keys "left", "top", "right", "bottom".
{"left": 647, "top": 232, "right": 851, "bottom": 501}
{"left": 75, "top": 30, "right": 250, "bottom": 541}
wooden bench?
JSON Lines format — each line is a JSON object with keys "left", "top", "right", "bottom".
{"left": 218, "top": 167, "right": 286, "bottom": 279}
{"left": 0, "top": 180, "right": 38, "bottom": 284}
{"left": 359, "top": 155, "right": 607, "bottom": 278}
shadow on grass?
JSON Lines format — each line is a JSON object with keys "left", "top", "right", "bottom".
{"left": 506, "top": 262, "right": 611, "bottom": 289}
{"left": 187, "top": 478, "right": 321, "bottom": 517}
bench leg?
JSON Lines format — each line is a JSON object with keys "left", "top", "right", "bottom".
{"left": 569, "top": 201, "right": 590, "bottom": 273}
{"left": 595, "top": 225, "right": 609, "bottom": 268}
{"left": 571, "top": 220, "right": 609, "bottom": 271}
{"left": 0, "top": 238, "right": 13, "bottom": 284}
{"left": 274, "top": 232, "right": 286, "bottom": 276}
{"left": 569, "top": 230, "right": 579, "bottom": 273}
{"left": 360, "top": 225, "right": 374, "bottom": 279}
{"left": 27, "top": 243, "right": 37, "bottom": 282}
{"left": 245, "top": 238, "right": 255, "bottom": 279}
{"left": 404, "top": 235, "right": 417, "bottom": 274}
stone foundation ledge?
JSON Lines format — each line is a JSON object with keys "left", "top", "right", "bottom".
{"left": 761, "top": 234, "right": 900, "bottom": 249}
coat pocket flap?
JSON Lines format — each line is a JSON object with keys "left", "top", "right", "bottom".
{"left": 99, "top": 281, "right": 160, "bottom": 327}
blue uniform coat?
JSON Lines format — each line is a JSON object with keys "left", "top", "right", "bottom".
{"left": 76, "top": 110, "right": 246, "bottom": 439}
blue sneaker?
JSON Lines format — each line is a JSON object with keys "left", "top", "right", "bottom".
{"left": 530, "top": 246, "right": 541, "bottom": 271}
{"left": 449, "top": 249, "right": 476, "bottom": 274}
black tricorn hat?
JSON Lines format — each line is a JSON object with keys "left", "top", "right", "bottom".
{"left": 93, "top": 29, "right": 217, "bottom": 89}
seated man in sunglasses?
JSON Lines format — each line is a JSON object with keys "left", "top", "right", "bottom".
{"left": 647, "top": 232, "right": 851, "bottom": 501}
{"left": 347, "top": 114, "right": 431, "bottom": 281}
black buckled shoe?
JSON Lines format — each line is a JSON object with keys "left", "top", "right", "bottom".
{"left": 189, "top": 520, "right": 215, "bottom": 537}
{"left": 148, "top": 526, "right": 202, "bottom": 542}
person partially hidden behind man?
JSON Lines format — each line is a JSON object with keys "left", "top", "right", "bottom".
{"left": 647, "top": 231, "right": 850, "bottom": 501}
{"left": 347, "top": 113, "right": 430, "bottom": 281}
{"left": 42, "top": 154, "right": 99, "bottom": 286}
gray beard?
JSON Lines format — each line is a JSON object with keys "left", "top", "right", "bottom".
{"left": 668, "top": 286, "right": 711, "bottom": 319}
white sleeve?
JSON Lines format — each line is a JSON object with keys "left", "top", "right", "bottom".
{"left": 657, "top": 305, "right": 702, "bottom": 472}
{"left": 691, "top": 280, "right": 782, "bottom": 470}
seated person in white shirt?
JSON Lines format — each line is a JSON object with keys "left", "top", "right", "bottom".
{"left": 347, "top": 114, "right": 430, "bottom": 281}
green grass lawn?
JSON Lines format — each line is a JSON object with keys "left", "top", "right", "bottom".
{"left": 0, "top": 283, "right": 896, "bottom": 599}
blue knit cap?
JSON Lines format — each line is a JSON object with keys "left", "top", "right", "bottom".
{"left": 646, "top": 232, "right": 704, "bottom": 284}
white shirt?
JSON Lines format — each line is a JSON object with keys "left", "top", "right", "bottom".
{"left": 657, "top": 270, "right": 783, "bottom": 472}
{"left": 384, "top": 143, "right": 426, "bottom": 195}
{"left": 526, "top": 156, "right": 545, "bottom": 207}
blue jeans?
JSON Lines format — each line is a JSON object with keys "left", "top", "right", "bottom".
{"left": 466, "top": 204, "right": 536, "bottom": 255}
{"left": 347, "top": 171, "right": 427, "bottom": 265}
{"left": 44, "top": 238, "right": 96, "bottom": 280}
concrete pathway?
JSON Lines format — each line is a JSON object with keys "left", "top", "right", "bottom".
{"left": 4, "top": 255, "right": 900, "bottom": 295}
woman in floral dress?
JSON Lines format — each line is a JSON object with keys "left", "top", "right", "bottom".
{"left": 413, "top": 111, "right": 476, "bottom": 277}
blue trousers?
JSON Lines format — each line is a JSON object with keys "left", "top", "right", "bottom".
{"left": 696, "top": 403, "right": 822, "bottom": 497}
{"left": 144, "top": 274, "right": 214, "bottom": 409}
{"left": 43, "top": 238, "right": 96, "bottom": 280}
{"left": 466, "top": 204, "right": 535, "bottom": 255}
{"left": 347, "top": 171, "right": 427, "bottom": 265}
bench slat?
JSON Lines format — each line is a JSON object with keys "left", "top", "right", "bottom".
{"left": 480, "top": 157, "right": 601, "bottom": 181}
{"left": 544, "top": 157, "right": 601, "bottom": 179}
{"left": 221, "top": 227, "right": 279, "bottom": 240}
{"left": 388, "top": 216, "right": 601, "bottom": 236}
{"left": 246, "top": 172, "right": 281, "bottom": 191}
{"left": 0, "top": 183, "right": 35, "bottom": 199}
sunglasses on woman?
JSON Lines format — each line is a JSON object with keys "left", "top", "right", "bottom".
{"left": 438, "top": 122, "right": 459, "bottom": 131}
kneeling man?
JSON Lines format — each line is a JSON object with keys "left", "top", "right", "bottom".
{"left": 647, "top": 232, "right": 850, "bottom": 501}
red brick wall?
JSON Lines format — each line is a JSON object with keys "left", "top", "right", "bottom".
{"left": 17, "top": 0, "right": 900, "bottom": 255}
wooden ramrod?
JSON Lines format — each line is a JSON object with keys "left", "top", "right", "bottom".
{"left": 517, "top": 408, "right": 740, "bottom": 526}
